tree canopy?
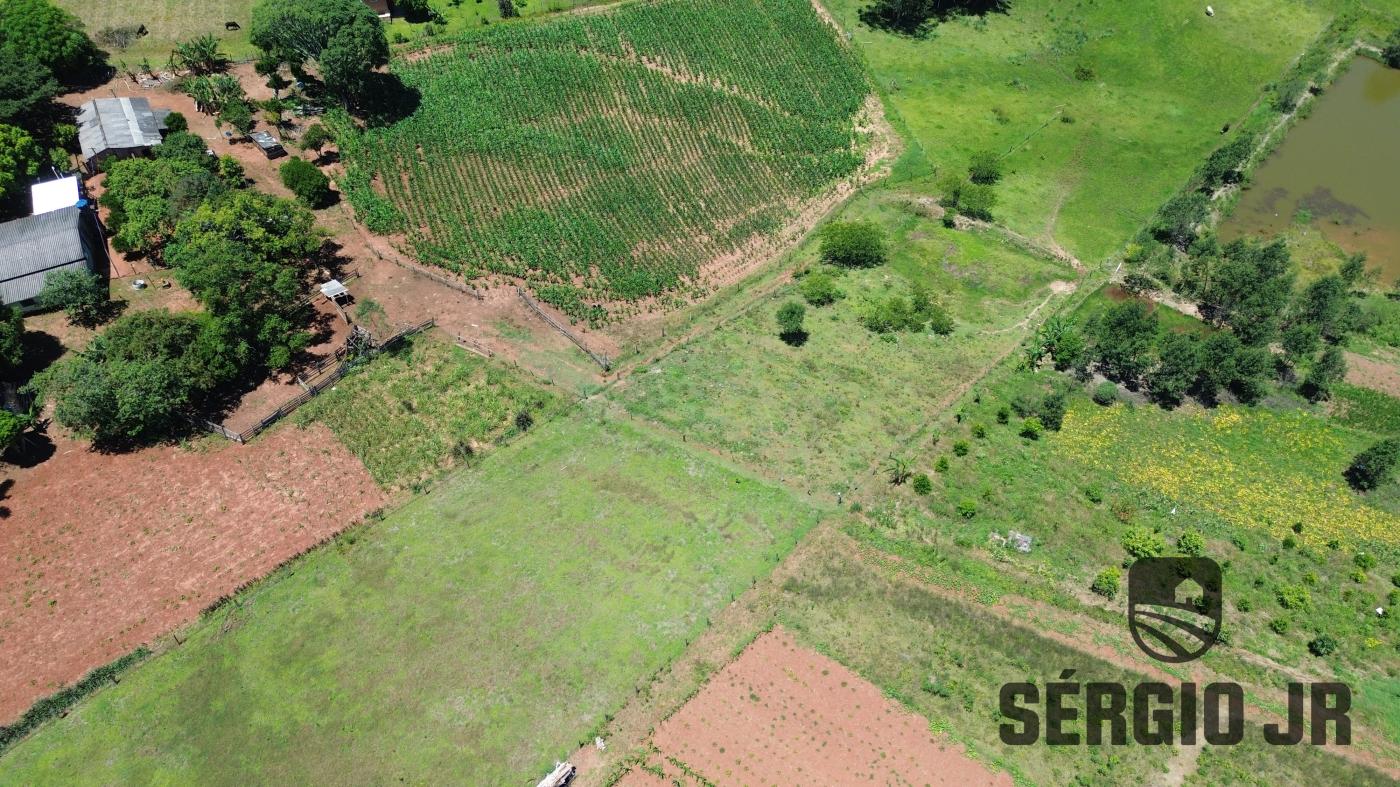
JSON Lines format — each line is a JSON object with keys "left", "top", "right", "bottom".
{"left": 1197, "top": 237, "right": 1294, "bottom": 345}
{"left": 0, "top": 44, "right": 59, "bottom": 127}
{"left": 37, "top": 268, "right": 111, "bottom": 327}
{"left": 165, "top": 191, "right": 321, "bottom": 370}
{"left": 1087, "top": 300, "right": 1158, "bottom": 382}
{"left": 820, "top": 221, "right": 887, "bottom": 268}
{"left": 1383, "top": 27, "right": 1400, "bottom": 69}
{"left": 0, "top": 0, "right": 102, "bottom": 80}
{"left": 32, "top": 310, "right": 235, "bottom": 445}
{"left": 101, "top": 156, "right": 227, "bottom": 256}
{"left": 0, "top": 305, "right": 23, "bottom": 375}
{"left": 0, "top": 124, "right": 42, "bottom": 209}
{"left": 250, "top": 0, "right": 388, "bottom": 104}
{"left": 280, "top": 157, "right": 333, "bottom": 208}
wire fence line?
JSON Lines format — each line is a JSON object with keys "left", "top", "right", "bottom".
{"left": 190, "top": 319, "right": 436, "bottom": 444}
{"left": 515, "top": 287, "right": 612, "bottom": 371}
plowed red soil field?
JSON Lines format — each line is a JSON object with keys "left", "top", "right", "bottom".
{"left": 620, "top": 626, "right": 1011, "bottom": 786}
{"left": 0, "top": 424, "right": 385, "bottom": 723}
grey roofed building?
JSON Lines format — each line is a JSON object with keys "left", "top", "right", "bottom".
{"left": 0, "top": 207, "right": 107, "bottom": 310}
{"left": 76, "top": 97, "right": 169, "bottom": 172}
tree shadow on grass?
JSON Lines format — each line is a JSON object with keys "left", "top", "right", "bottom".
{"left": 355, "top": 73, "right": 421, "bottom": 128}
{"left": 859, "top": 0, "right": 1010, "bottom": 38}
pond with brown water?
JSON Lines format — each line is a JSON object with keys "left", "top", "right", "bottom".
{"left": 1221, "top": 56, "right": 1400, "bottom": 280}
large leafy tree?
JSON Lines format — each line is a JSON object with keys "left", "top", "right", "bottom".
{"left": 1147, "top": 332, "right": 1200, "bottom": 407}
{"left": 319, "top": 14, "right": 389, "bottom": 103}
{"left": 32, "top": 310, "right": 233, "bottom": 445}
{"left": 1302, "top": 345, "right": 1347, "bottom": 403}
{"left": 1197, "top": 237, "right": 1294, "bottom": 345}
{"left": 0, "top": 123, "right": 42, "bottom": 211}
{"left": 165, "top": 191, "right": 321, "bottom": 369}
{"left": 0, "top": 305, "right": 24, "bottom": 375}
{"left": 37, "top": 268, "right": 110, "bottom": 327}
{"left": 1383, "top": 27, "right": 1400, "bottom": 69}
{"left": 101, "top": 156, "right": 226, "bottom": 256}
{"left": 1087, "top": 300, "right": 1159, "bottom": 383}
{"left": 1294, "top": 274, "right": 1357, "bottom": 343}
{"left": 0, "top": 44, "right": 59, "bottom": 126}
{"left": 250, "top": 0, "right": 387, "bottom": 104}
{"left": 0, "top": 0, "right": 102, "bottom": 79}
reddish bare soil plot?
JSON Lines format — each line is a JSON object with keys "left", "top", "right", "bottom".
{"left": 0, "top": 424, "right": 385, "bottom": 724}
{"left": 626, "top": 626, "right": 1011, "bottom": 787}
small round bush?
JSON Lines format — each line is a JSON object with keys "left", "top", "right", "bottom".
{"left": 1092, "top": 381, "right": 1118, "bottom": 406}
{"left": 1354, "top": 552, "right": 1377, "bottom": 571}
{"left": 1391, "top": 573, "right": 1400, "bottom": 589}
{"left": 952, "top": 440, "right": 970, "bottom": 457}
{"left": 957, "top": 182, "right": 997, "bottom": 221}
{"left": 1276, "top": 584, "right": 1310, "bottom": 610}
{"left": 956, "top": 498, "right": 977, "bottom": 519}
{"left": 911, "top": 473, "right": 933, "bottom": 495}
{"left": 1019, "top": 416, "right": 1043, "bottom": 440}
{"left": 1122, "top": 526, "right": 1165, "bottom": 560}
{"left": 1084, "top": 485, "right": 1103, "bottom": 504}
{"left": 1269, "top": 618, "right": 1289, "bottom": 635}
{"left": 935, "top": 455, "right": 950, "bottom": 473}
{"left": 799, "top": 270, "right": 842, "bottom": 306}
{"left": 280, "top": 157, "right": 332, "bottom": 208}
{"left": 971, "top": 423, "right": 987, "bottom": 439}
{"left": 1090, "top": 566, "right": 1120, "bottom": 599}
{"left": 1177, "top": 528, "right": 1205, "bottom": 557}
{"left": 967, "top": 150, "right": 1002, "bottom": 185}
{"left": 819, "top": 220, "right": 887, "bottom": 268}
{"left": 995, "top": 406, "right": 1010, "bottom": 424}
{"left": 1235, "top": 597, "right": 1252, "bottom": 612}
{"left": 1307, "top": 634, "right": 1338, "bottom": 657}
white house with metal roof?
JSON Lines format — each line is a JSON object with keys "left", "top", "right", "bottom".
{"left": 75, "top": 97, "right": 170, "bottom": 172}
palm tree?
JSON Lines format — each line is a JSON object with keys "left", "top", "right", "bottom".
{"left": 885, "top": 455, "right": 912, "bottom": 486}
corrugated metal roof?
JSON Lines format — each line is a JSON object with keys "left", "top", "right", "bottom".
{"left": 0, "top": 208, "right": 90, "bottom": 305}
{"left": 76, "top": 97, "right": 167, "bottom": 160}
{"left": 249, "top": 130, "right": 283, "bottom": 150}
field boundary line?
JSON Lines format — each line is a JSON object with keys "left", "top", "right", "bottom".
{"left": 516, "top": 287, "right": 613, "bottom": 371}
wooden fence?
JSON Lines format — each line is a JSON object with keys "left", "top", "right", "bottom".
{"left": 191, "top": 319, "right": 435, "bottom": 444}
{"left": 515, "top": 287, "right": 611, "bottom": 371}
{"left": 371, "top": 247, "right": 483, "bottom": 299}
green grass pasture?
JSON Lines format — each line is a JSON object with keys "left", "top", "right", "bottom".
{"left": 0, "top": 413, "right": 822, "bottom": 784}
{"left": 825, "top": 0, "right": 1333, "bottom": 263}
{"left": 621, "top": 190, "right": 1072, "bottom": 498}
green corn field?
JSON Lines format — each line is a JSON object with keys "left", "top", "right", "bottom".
{"left": 337, "top": 0, "right": 870, "bottom": 323}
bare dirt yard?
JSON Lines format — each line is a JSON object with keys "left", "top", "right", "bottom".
{"left": 617, "top": 626, "right": 1011, "bottom": 787}
{"left": 0, "top": 424, "right": 385, "bottom": 724}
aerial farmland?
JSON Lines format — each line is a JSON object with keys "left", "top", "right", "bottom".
{"left": 2, "top": 0, "right": 1400, "bottom": 784}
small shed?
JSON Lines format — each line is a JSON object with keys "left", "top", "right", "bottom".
{"left": 76, "top": 97, "right": 169, "bottom": 172}
{"left": 0, "top": 207, "right": 107, "bottom": 311}
{"left": 249, "top": 130, "right": 287, "bottom": 159}
{"left": 30, "top": 176, "right": 82, "bottom": 215}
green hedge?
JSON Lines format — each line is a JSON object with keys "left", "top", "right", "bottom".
{"left": 0, "top": 646, "right": 151, "bottom": 754}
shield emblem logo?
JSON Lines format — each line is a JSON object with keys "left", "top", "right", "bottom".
{"left": 1128, "top": 557, "right": 1223, "bottom": 663}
